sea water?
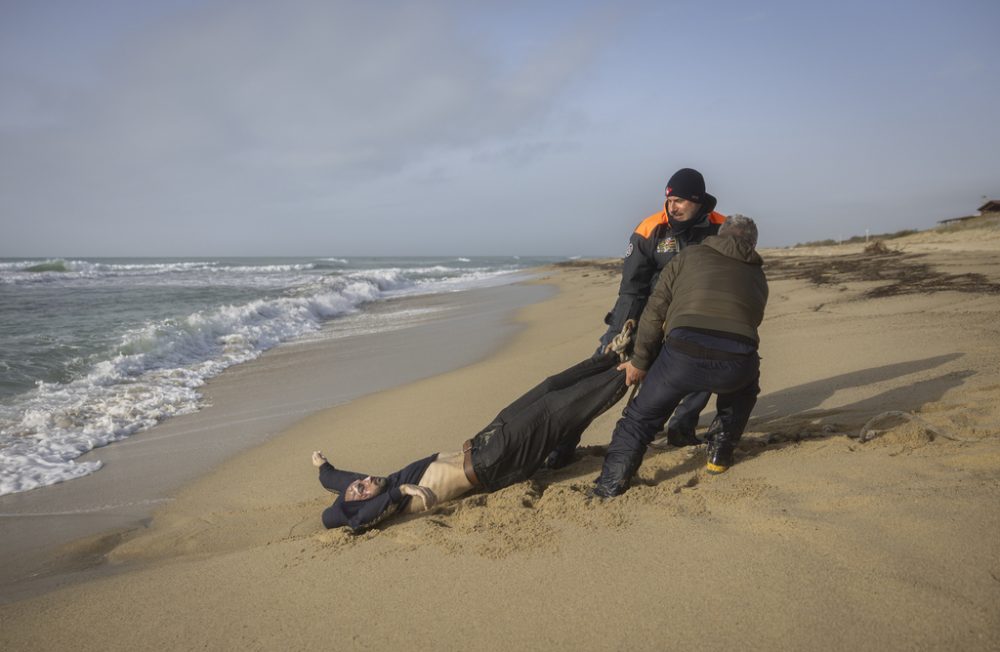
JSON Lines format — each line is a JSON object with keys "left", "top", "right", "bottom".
{"left": 0, "top": 256, "right": 561, "bottom": 495}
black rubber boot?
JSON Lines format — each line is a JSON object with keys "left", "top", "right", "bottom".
{"left": 705, "top": 439, "right": 734, "bottom": 474}
{"left": 592, "top": 452, "right": 642, "bottom": 498}
{"left": 591, "top": 476, "right": 628, "bottom": 498}
{"left": 665, "top": 428, "right": 702, "bottom": 447}
{"left": 701, "top": 416, "right": 724, "bottom": 441}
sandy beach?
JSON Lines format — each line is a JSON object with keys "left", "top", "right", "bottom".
{"left": 0, "top": 281, "right": 552, "bottom": 599}
{"left": 2, "top": 221, "right": 1000, "bottom": 650}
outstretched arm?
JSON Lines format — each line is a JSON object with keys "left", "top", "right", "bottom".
{"left": 313, "top": 450, "right": 367, "bottom": 494}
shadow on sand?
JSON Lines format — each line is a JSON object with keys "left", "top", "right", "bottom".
{"left": 546, "top": 352, "right": 969, "bottom": 490}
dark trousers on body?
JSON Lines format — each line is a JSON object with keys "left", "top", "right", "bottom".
{"left": 596, "top": 338, "right": 760, "bottom": 494}
{"left": 470, "top": 352, "right": 628, "bottom": 492}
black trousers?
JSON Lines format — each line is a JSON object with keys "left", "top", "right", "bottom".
{"left": 598, "top": 340, "right": 760, "bottom": 490}
{"left": 470, "top": 352, "right": 628, "bottom": 492}
{"left": 595, "top": 330, "right": 709, "bottom": 437}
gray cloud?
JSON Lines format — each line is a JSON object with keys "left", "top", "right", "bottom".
{"left": 1, "top": 1, "right": 608, "bottom": 254}
{"left": 2, "top": 1, "right": 997, "bottom": 255}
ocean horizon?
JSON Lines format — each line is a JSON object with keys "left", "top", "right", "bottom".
{"left": 0, "top": 255, "right": 565, "bottom": 495}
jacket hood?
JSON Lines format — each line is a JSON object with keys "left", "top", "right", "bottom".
{"left": 669, "top": 199, "right": 718, "bottom": 238}
{"left": 703, "top": 235, "right": 763, "bottom": 265}
{"left": 701, "top": 193, "right": 718, "bottom": 215}
{"left": 664, "top": 193, "right": 718, "bottom": 232}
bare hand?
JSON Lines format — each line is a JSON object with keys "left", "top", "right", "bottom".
{"left": 311, "top": 451, "right": 328, "bottom": 467}
{"left": 399, "top": 484, "right": 438, "bottom": 511}
{"left": 617, "top": 361, "right": 646, "bottom": 387}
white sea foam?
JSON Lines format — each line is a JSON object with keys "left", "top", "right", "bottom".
{"left": 0, "top": 259, "right": 331, "bottom": 286}
{"left": 0, "top": 288, "right": 358, "bottom": 494}
{"left": 0, "top": 259, "right": 536, "bottom": 495}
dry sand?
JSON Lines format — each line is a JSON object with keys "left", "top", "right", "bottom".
{"left": 2, "top": 223, "right": 1000, "bottom": 650}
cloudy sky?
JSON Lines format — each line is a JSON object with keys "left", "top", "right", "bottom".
{"left": 2, "top": 0, "right": 997, "bottom": 256}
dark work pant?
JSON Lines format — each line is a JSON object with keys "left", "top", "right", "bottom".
{"left": 664, "top": 390, "right": 711, "bottom": 436}
{"left": 599, "top": 341, "right": 760, "bottom": 489}
{"left": 595, "top": 332, "right": 710, "bottom": 439}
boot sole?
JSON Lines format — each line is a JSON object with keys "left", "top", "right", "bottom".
{"left": 705, "top": 461, "right": 730, "bottom": 474}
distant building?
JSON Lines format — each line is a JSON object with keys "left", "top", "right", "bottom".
{"left": 938, "top": 200, "right": 1000, "bottom": 225}
{"left": 978, "top": 199, "right": 1000, "bottom": 214}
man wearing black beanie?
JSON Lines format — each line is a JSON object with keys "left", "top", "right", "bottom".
{"left": 601, "top": 168, "right": 724, "bottom": 350}
{"left": 545, "top": 168, "right": 725, "bottom": 469}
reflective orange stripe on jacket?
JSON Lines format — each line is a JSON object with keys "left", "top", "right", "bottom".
{"left": 634, "top": 209, "right": 726, "bottom": 239}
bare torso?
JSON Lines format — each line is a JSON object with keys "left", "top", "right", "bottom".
{"left": 401, "top": 450, "right": 473, "bottom": 514}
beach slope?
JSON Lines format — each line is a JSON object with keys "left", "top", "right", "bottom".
{"left": 2, "top": 225, "right": 1000, "bottom": 650}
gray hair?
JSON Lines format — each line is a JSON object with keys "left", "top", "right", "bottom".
{"left": 718, "top": 214, "right": 758, "bottom": 248}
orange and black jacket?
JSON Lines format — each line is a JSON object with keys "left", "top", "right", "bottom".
{"left": 599, "top": 202, "right": 726, "bottom": 351}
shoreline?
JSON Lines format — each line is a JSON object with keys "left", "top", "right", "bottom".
{"left": 2, "top": 230, "right": 1000, "bottom": 649}
{"left": 0, "top": 280, "right": 553, "bottom": 602}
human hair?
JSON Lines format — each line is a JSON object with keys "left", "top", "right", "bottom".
{"left": 718, "top": 214, "right": 758, "bottom": 248}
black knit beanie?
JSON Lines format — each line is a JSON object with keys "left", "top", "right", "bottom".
{"left": 665, "top": 168, "right": 707, "bottom": 203}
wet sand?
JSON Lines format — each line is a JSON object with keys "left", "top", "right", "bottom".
{"left": 2, "top": 222, "right": 999, "bottom": 650}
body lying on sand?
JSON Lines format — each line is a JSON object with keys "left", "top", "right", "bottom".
{"left": 313, "top": 351, "right": 628, "bottom": 532}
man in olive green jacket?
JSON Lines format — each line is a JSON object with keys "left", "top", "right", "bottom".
{"left": 593, "top": 215, "right": 768, "bottom": 498}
